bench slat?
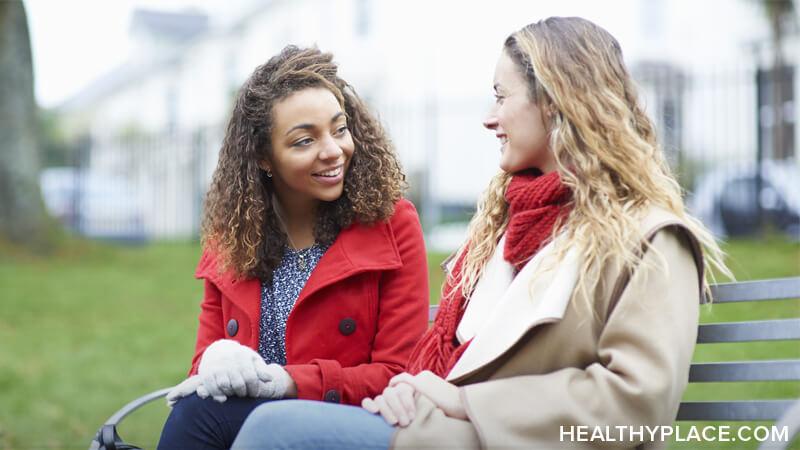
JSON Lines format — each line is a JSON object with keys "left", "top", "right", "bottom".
{"left": 697, "top": 319, "right": 800, "bottom": 343}
{"left": 710, "top": 277, "right": 800, "bottom": 303}
{"left": 689, "top": 360, "right": 800, "bottom": 382}
{"left": 677, "top": 400, "right": 795, "bottom": 421}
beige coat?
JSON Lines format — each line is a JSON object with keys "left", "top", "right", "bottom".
{"left": 392, "top": 208, "right": 704, "bottom": 449}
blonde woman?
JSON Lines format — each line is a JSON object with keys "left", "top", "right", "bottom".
{"left": 231, "top": 17, "right": 730, "bottom": 449}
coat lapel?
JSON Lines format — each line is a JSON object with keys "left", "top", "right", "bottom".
{"left": 195, "top": 219, "right": 403, "bottom": 316}
{"left": 446, "top": 239, "right": 581, "bottom": 382}
{"left": 295, "top": 219, "right": 402, "bottom": 306}
{"left": 455, "top": 236, "right": 514, "bottom": 343}
{"left": 445, "top": 207, "right": 705, "bottom": 382}
{"left": 195, "top": 252, "right": 262, "bottom": 318}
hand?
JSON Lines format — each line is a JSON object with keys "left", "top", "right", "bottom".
{"left": 165, "top": 365, "right": 291, "bottom": 407}
{"left": 197, "top": 339, "right": 273, "bottom": 402}
{"left": 196, "top": 366, "right": 289, "bottom": 402}
{"left": 362, "top": 382, "right": 417, "bottom": 427}
{"left": 165, "top": 375, "right": 202, "bottom": 407}
{"left": 255, "top": 363, "right": 291, "bottom": 399}
{"left": 389, "top": 371, "right": 467, "bottom": 420}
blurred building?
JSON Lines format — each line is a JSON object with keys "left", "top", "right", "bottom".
{"left": 53, "top": 0, "right": 799, "bottom": 240}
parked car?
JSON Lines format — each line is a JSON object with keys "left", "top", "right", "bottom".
{"left": 688, "top": 159, "right": 800, "bottom": 239}
{"left": 40, "top": 167, "right": 147, "bottom": 242}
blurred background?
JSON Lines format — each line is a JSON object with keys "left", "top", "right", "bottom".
{"left": 0, "top": 0, "right": 798, "bottom": 448}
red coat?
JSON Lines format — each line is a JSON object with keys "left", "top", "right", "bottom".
{"left": 189, "top": 199, "right": 429, "bottom": 405}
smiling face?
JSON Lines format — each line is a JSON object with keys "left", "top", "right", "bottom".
{"left": 263, "top": 87, "right": 355, "bottom": 210}
{"left": 483, "top": 50, "right": 555, "bottom": 174}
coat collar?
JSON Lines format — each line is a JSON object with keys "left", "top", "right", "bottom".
{"left": 295, "top": 218, "right": 402, "bottom": 305}
{"left": 195, "top": 219, "right": 403, "bottom": 310}
{"left": 445, "top": 206, "right": 705, "bottom": 382}
{"left": 446, "top": 239, "right": 580, "bottom": 382}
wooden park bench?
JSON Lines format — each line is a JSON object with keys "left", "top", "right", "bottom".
{"left": 91, "top": 277, "right": 800, "bottom": 450}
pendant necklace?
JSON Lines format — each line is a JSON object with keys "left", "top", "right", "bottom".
{"left": 273, "top": 199, "right": 310, "bottom": 271}
{"left": 285, "top": 233, "right": 307, "bottom": 271}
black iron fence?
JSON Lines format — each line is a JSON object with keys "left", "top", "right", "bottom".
{"left": 44, "top": 66, "right": 799, "bottom": 243}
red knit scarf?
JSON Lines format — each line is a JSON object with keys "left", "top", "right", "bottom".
{"left": 407, "top": 170, "right": 571, "bottom": 377}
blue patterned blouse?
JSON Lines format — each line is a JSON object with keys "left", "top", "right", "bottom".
{"left": 258, "top": 242, "right": 329, "bottom": 365}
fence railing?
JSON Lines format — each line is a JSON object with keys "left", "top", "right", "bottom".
{"left": 44, "top": 66, "right": 798, "bottom": 242}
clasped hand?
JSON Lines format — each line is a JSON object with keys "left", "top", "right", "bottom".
{"left": 361, "top": 370, "right": 467, "bottom": 427}
{"left": 166, "top": 339, "right": 289, "bottom": 406}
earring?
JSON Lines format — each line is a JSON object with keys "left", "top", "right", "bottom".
{"left": 266, "top": 169, "right": 273, "bottom": 178}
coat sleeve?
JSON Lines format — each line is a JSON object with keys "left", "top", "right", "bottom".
{"left": 187, "top": 250, "right": 226, "bottom": 376}
{"left": 458, "top": 227, "right": 701, "bottom": 448}
{"left": 284, "top": 200, "right": 430, "bottom": 404}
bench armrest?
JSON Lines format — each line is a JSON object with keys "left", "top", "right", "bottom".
{"left": 88, "top": 387, "right": 172, "bottom": 450}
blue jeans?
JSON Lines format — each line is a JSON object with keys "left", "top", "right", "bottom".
{"left": 231, "top": 400, "right": 395, "bottom": 450}
{"left": 157, "top": 393, "right": 273, "bottom": 450}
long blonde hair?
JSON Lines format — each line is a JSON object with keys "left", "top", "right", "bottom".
{"left": 454, "top": 17, "right": 730, "bottom": 303}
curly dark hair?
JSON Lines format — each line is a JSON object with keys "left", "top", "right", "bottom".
{"left": 202, "top": 45, "right": 407, "bottom": 281}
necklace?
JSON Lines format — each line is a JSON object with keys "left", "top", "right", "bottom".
{"left": 286, "top": 235, "right": 309, "bottom": 271}
{"left": 273, "top": 198, "right": 313, "bottom": 271}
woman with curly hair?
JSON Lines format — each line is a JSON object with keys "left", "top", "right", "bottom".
{"left": 156, "top": 45, "right": 429, "bottom": 449}
{"left": 232, "top": 17, "right": 732, "bottom": 449}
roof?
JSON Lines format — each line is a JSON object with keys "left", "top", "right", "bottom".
{"left": 130, "top": 8, "right": 209, "bottom": 41}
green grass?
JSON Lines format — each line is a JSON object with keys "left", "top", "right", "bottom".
{"left": 0, "top": 235, "right": 798, "bottom": 449}
{"left": 0, "top": 241, "right": 203, "bottom": 449}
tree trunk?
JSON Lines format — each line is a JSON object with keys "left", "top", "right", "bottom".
{"left": 769, "top": 8, "right": 787, "bottom": 160}
{"left": 0, "top": 1, "right": 52, "bottom": 250}
{"left": 762, "top": 0, "right": 796, "bottom": 160}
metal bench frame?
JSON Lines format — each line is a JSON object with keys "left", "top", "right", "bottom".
{"left": 678, "top": 277, "right": 800, "bottom": 426}
{"left": 90, "top": 277, "right": 800, "bottom": 450}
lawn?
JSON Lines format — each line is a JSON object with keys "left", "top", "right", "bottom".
{"left": 0, "top": 235, "right": 798, "bottom": 449}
